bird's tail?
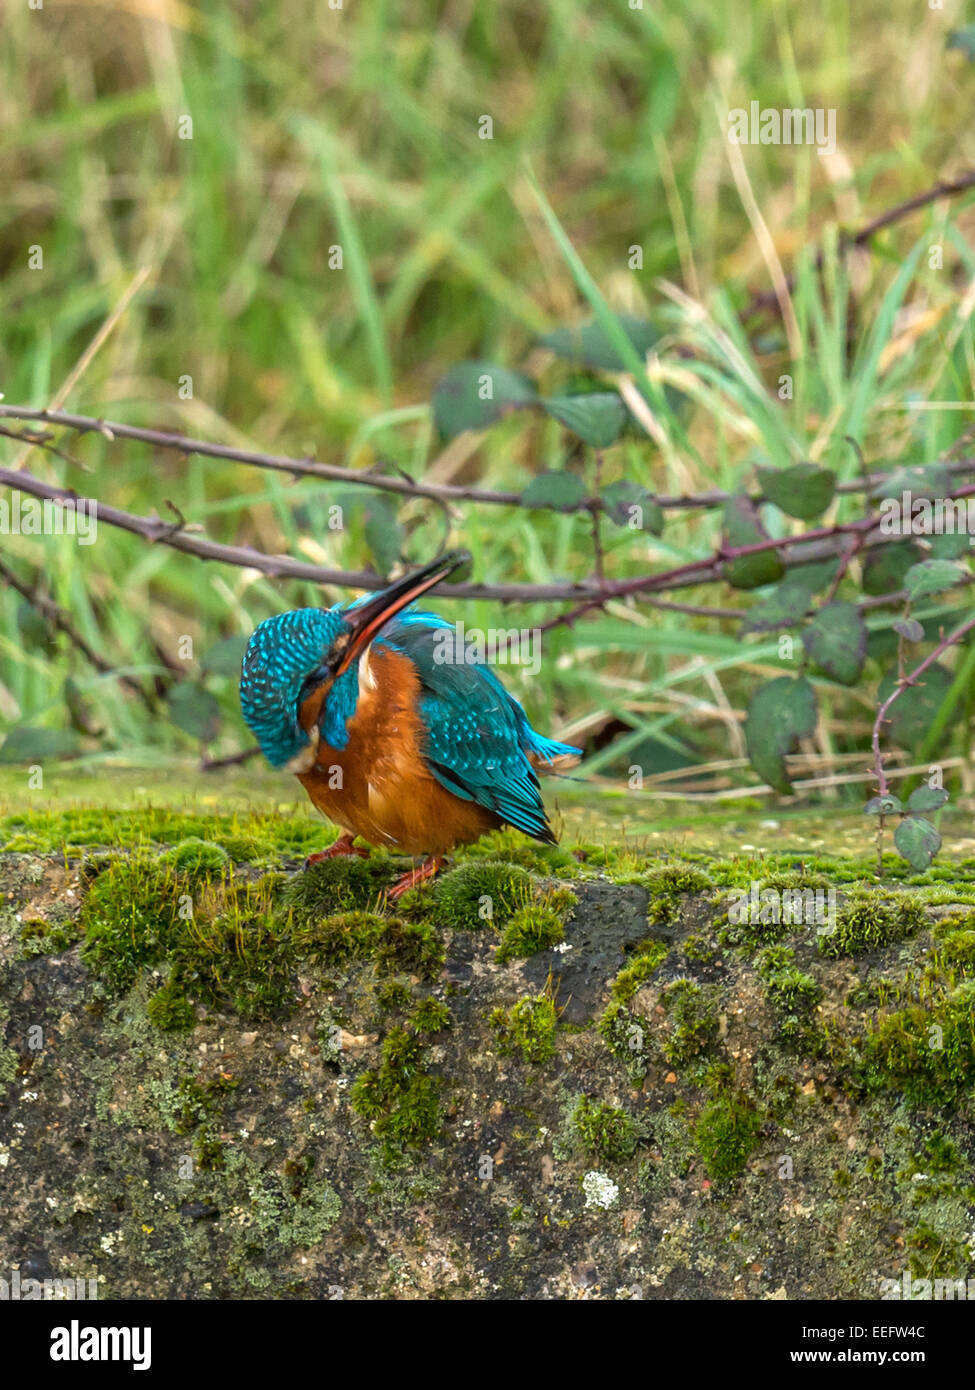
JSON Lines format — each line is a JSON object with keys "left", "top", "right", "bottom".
{"left": 523, "top": 730, "right": 582, "bottom": 776}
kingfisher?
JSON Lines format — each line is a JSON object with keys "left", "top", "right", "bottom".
{"left": 239, "top": 550, "right": 580, "bottom": 899}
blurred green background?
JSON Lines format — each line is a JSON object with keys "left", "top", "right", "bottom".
{"left": 2, "top": 0, "right": 975, "bottom": 824}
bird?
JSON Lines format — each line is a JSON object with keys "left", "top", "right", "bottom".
{"left": 239, "top": 549, "right": 581, "bottom": 899}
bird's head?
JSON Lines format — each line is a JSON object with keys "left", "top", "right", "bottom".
{"left": 240, "top": 549, "right": 470, "bottom": 770}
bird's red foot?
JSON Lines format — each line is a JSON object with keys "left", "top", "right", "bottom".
{"left": 387, "top": 855, "right": 444, "bottom": 901}
{"left": 304, "top": 833, "right": 370, "bottom": 869}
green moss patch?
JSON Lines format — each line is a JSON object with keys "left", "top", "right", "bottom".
{"left": 490, "top": 994, "right": 558, "bottom": 1063}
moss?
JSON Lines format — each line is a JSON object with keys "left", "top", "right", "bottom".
{"left": 611, "top": 940, "right": 669, "bottom": 1001}
{"left": 431, "top": 859, "right": 533, "bottom": 930}
{"left": 495, "top": 901, "right": 565, "bottom": 962}
{"left": 818, "top": 890, "right": 926, "bottom": 958}
{"left": 660, "top": 978, "right": 720, "bottom": 1064}
{"left": 642, "top": 862, "right": 715, "bottom": 896}
{"left": 571, "top": 1095, "right": 643, "bottom": 1163}
{"left": 374, "top": 919, "right": 444, "bottom": 979}
{"left": 934, "top": 929, "right": 975, "bottom": 973}
{"left": 350, "top": 1026, "right": 441, "bottom": 1151}
{"left": 490, "top": 994, "right": 558, "bottom": 1063}
{"left": 859, "top": 980, "right": 975, "bottom": 1106}
{"left": 146, "top": 979, "right": 196, "bottom": 1032}
{"left": 598, "top": 998, "right": 649, "bottom": 1082}
{"left": 694, "top": 1089, "right": 763, "bottom": 1183}
{"left": 80, "top": 854, "right": 185, "bottom": 991}
{"left": 158, "top": 837, "right": 230, "bottom": 879}
{"left": 410, "top": 998, "right": 451, "bottom": 1034}
{"left": 291, "top": 909, "right": 387, "bottom": 966}
{"left": 282, "top": 856, "right": 394, "bottom": 921}
{"left": 454, "top": 827, "right": 576, "bottom": 877}
{"left": 375, "top": 978, "right": 413, "bottom": 1012}
{"left": 0, "top": 1000, "right": 18, "bottom": 1088}
{"left": 756, "top": 949, "right": 822, "bottom": 1023}
{"left": 681, "top": 932, "right": 718, "bottom": 965}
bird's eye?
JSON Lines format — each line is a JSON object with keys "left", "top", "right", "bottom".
{"left": 298, "top": 665, "right": 330, "bottom": 704}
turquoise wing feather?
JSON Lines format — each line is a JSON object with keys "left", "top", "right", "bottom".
{"left": 378, "top": 611, "right": 580, "bottom": 843}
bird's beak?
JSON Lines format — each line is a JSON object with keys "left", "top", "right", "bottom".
{"left": 333, "top": 549, "right": 470, "bottom": 675}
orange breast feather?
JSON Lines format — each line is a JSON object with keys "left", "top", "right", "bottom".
{"left": 295, "top": 644, "right": 499, "bottom": 856}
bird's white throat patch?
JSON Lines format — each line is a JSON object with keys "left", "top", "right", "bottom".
{"left": 285, "top": 725, "right": 320, "bottom": 773}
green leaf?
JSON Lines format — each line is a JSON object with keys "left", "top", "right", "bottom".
{"left": 877, "top": 663, "right": 953, "bottom": 751}
{"left": 862, "top": 541, "right": 922, "bottom": 596}
{"left": 363, "top": 497, "right": 404, "bottom": 575}
{"left": 756, "top": 462, "right": 837, "bottom": 521}
{"left": 0, "top": 725, "right": 81, "bottom": 764}
{"left": 744, "top": 675, "right": 818, "bottom": 794}
{"left": 601, "top": 481, "right": 664, "bottom": 534}
{"left": 16, "top": 603, "right": 56, "bottom": 655}
{"left": 542, "top": 392, "right": 625, "bottom": 448}
{"left": 722, "top": 495, "right": 785, "bottom": 590}
{"left": 906, "top": 785, "right": 950, "bottom": 814}
{"left": 781, "top": 557, "right": 840, "bottom": 597}
{"left": 200, "top": 634, "right": 250, "bottom": 677}
{"left": 927, "top": 531, "right": 971, "bottom": 560}
{"left": 872, "top": 463, "right": 950, "bottom": 500}
{"left": 540, "top": 316, "right": 660, "bottom": 371}
{"left": 864, "top": 795, "right": 904, "bottom": 815}
{"left": 432, "top": 362, "right": 538, "bottom": 436}
{"left": 903, "top": 558, "right": 968, "bottom": 601}
{"left": 167, "top": 682, "right": 221, "bottom": 743}
{"left": 742, "top": 582, "right": 811, "bottom": 634}
{"left": 894, "top": 816, "right": 942, "bottom": 872}
{"left": 521, "top": 470, "right": 588, "bottom": 509}
{"left": 802, "top": 602, "right": 867, "bottom": 685}
{"left": 892, "top": 618, "right": 924, "bottom": 643}
{"left": 947, "top": 25, "right": 975, "bottom": 58}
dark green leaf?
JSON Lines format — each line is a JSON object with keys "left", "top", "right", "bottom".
{"left": 167, "top": 683, "right": 221, "bottom": 743}
{"left": 742, "top": 582, "right": 811, "bottom": 634}
{"left": 0, "top": 726, "right": 81, "bottom": 764}
{"left": 877, "top": 663, "right": 953, "bottom": 751}
{"left": 601, "top": 481, "right": 664, "bottom": 534}
{"left": 16, "top": 603, "right": 56, "bottom": 655}
{"left": 756, "top": 463, "right": 836, "bottom": 521}
{"left": 781, "top": 557, "right": 840, "bottom": 597}
{"left": 947, "top": 25, "right": 975, "bottom": 58}
{"left": 864, "top": 795, "right": 904, "bottom": 815}
{"left": 862, "top": 541, "right": 922, "bottom": 596}
{"left": 200, "top": 634, "right": 250, "bottom": 677}
{"left": 906, "top": 785, "right": 950, "bottom": 814}
{"left": 928, "top": 531, "right": 972, "bottom": 560}
{"left": 802, "top": 602, "right": 867, "bottom": 685}
{"left": 363, "top": 498, "right": 404, "bottom": 576}
{"left": 521, "top": 470, "right": 588, "bottom": 509}
{"left": 540, "top": 316, "right": 660, "bottom": 371}
{"left": 722, "top": 495, "right": 785, "bottom": 590}
{"left": 744, "top": 675, "right": 818, "bottom": 794}
{"left": 903, "top": 558, "right": 968, "bottom": 600}
{"left": 432, "top": 362, "right": 538, "bottom": 437}
{"left": 894, "top": 817, "right": 942, "bottom": 872}
{"left": 871, "top": 463, "right": 950, "bottom": 500}
{"left": 542, "top": 392, "right": 625, "bottom": 448}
